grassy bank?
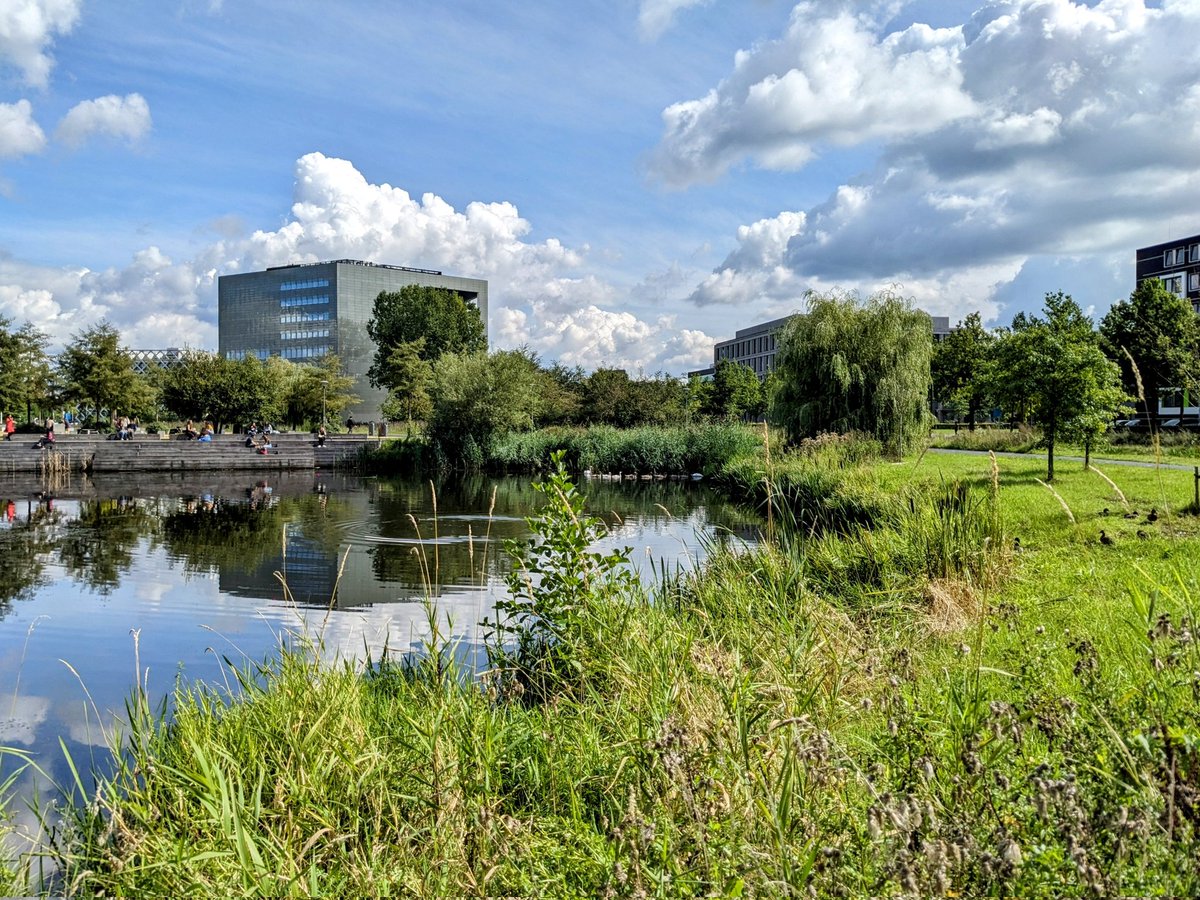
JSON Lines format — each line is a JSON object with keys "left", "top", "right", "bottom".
{"left": 930, "top": 425, "right": 1200, "bottom": 466}
{"left": 15, "top": 441, "right": 1200, "bottom": 896}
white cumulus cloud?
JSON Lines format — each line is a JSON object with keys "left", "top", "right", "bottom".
{"left": 650, "top": 3, "right": 975, "bottom": 185}
{"left": 0, "top": 99, "right": 46, "bottom": 159}
{"left": 638, "top": 0, "right": 711, "bottom": 40}
{"left": 55, "top": 94, "right": 152, "bottom": 149}
{"left": 0, "top": 153, "right": 716, "bottom": 373}
{"left": 0, "top": 0, "right": 80, "bottom": 86}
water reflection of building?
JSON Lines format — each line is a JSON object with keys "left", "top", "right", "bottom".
{"left": 219, "top": 525, "right": 340, "bottom": 608}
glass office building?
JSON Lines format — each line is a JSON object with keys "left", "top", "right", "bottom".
{"left": 218, "top": 259, "right": 488, "bottom": 421}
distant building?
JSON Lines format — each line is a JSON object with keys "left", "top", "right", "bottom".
{"left": 127, "top": 347, "right": 183, "bottom": 375}
{"left": 689, "top": 312, "right": 951, "bottom": 381}
{"left": 218, "top": 259, "right": 488, "bottom": 421}
{"left": 1135, "top": 234, "right": 1200, "bottom": 314}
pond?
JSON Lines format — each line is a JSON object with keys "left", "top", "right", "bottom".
{"left": 0, "top": 469, "right": 758, "bottom": 817}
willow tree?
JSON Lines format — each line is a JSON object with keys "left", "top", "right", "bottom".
{"left": 769, "top": 289, "right": 933, "bottom": 457}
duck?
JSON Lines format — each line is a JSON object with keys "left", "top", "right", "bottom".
{"left": 1146, "top": 508, "right": 1159, "bottom": 524}
{"left": 1099, "top": 530, "right": 1114, "bottom": 546}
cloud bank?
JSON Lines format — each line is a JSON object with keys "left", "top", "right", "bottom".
{"left": 664, "top": 0, "right": 1200, "bottom": 324}
{"left": 0, "top": 153, "right": 717, "bottom": 372}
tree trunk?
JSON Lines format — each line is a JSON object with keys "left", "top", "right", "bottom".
{"left": 1046, "top": 423, "right": 1056, "bottom": 482}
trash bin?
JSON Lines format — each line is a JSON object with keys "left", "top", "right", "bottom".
{"left": 367, "top": 421, "right": 375, "bottom": 436}
{"left": 378, "top": 422, "right": 388, "bottom": 438}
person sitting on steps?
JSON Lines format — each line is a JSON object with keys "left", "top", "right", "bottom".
{"left": 35, "top": 419, "right": 55, "bottom": 449}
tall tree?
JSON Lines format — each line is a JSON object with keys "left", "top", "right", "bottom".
{"left": 57, "top": 322, "right": 153, "bottom": 425}
{"left": 990, "top": 292, "right": 1128, "bottom": 481}
{"left": 770, "top": 289, "right": 933, "bottom": 456}
{"left": 1099, "top": 279, "right": 1200, "bottom": 425}
{"left": 932, "top": 312, "right": 994, "bottom": 430}
{"left": 367, "top": 285, "right": 485, "bottom": 390}
{"left": 704, "top": 358, "right": 765, "bottom": 420}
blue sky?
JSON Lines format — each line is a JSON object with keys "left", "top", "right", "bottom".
{"left": 0, "top": 0, "right": 1196, "bottom": 372}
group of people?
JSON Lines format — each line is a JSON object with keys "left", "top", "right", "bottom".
{"left": 112, "top": 415, "right": 139, "bottom": 440}
{"left": 180, "top": 420, "right": 215, "bottom": 441}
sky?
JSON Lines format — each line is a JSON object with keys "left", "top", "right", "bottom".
{"left": 0, "top": 0, "right": 1197, "bottom": 374}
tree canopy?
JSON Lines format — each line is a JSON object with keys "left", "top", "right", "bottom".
{"left": 57, "top": 322, "right": 154, "bottom": 424}
{"left": 703, "top": 358, "right": 765, "bottom": 421}
{"left": 0, "top": 319, "right": 51, "bottom": 424}
{"left": 933, "top": 312, "right": 994, "bottom": 430}
{"left": 989, "top": 292, "right": 1128, "bottom": 481}
{"left": 1099, "top": 279, "right": 1200, "bottom": 423}
{"left": 367, "top": 285, "right": 485, "bottom": 388}
{"left": 160, "top": 351, "right": 285, "bottom": 431}
{"left": 770, "top": 289, "right": 933, "bottom": 456}
{"left": 427, "top": 350, "right": 542, "bottom": 467}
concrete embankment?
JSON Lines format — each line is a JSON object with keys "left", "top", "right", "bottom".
{"left": 0, "top": 432, "right": 381, "bottom": 475}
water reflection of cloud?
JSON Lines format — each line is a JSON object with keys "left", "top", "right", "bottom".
{"left": 0, "top": 695, "right": 49, "bottom": 745}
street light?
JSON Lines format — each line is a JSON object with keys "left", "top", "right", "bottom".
{"left": 321, "top": 380, "right": 329, "bottom": 427}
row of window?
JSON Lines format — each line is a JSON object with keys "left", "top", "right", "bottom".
{"left": 717, "top": 333, "right": 779, "bottom": 361}
{"left": 225, "top": 349, "right": 270, "bottom": 361}
{"left": 281, "top": 328, "right": 331, "bottom": 341}
{"left": 280, "top": 294, "right": 330, "bottom": 308}
{"left": 282, "top": 345, "right": 332, "bottom": 360}
{"left": 1163, "top": 245, "right": 1200, "bottom": 267}
{"left": 279, "top": 278, "right": 330, "bottom": 292}
{"left": 280, "top": 311, "right": 331, "bottom": 324}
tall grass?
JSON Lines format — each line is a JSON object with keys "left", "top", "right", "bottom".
{"left": 489, "top": 423, "right": 762, "bottom": 476}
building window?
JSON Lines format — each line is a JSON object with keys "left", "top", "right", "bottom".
{"left": 1190, "top": 244, "right": 1200, "bottom": 263}
{"left": 280, "top": 311, "right": 331, "bottom": 324}
{"left": 1161, "top": 273, "right": 1185, "bottom": 296}
{"left": 1190, "top": 273, "right": 1200, "bottom": 292}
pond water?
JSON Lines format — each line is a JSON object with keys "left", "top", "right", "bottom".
{"left": 0, "top": 469, "right": 758, "bottom": 816}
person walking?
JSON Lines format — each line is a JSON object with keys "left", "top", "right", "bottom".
{"left": 3, "top": 414, "right": 14, "bottom": 441}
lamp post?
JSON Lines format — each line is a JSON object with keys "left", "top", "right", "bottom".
{"left": 321, "top": 380, "right": 329, "bottom": 428}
